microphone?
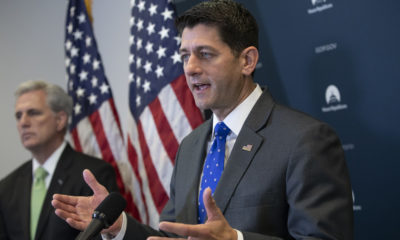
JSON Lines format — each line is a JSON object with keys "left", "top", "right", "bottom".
{"left": 75, "top": 192, "right": 126, "bottom": 240}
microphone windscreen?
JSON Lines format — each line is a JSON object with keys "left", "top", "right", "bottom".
{"left": 95, "top": 192, "right": 127, "bottom": 227}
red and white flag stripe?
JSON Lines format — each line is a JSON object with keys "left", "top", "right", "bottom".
{"left": 70, "top": 99, "right": 138, "bottom": 217}
{"left": 126, "top": 75, "right": 203, "bottom": 228}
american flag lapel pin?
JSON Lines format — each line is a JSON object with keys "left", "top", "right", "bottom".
{"left": 242, "top": 144, "right": 253, "bottom": 152}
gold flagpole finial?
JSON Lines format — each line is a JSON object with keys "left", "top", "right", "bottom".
{"left": 84, "top": 0, "right": 93, "bottom": 23}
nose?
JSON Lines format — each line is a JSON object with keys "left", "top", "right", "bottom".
{"left": 184, "top": 55, "right": 202, "bottom": 77}
{"left": 18, "top": 113, "right": 30, "bottom": 128}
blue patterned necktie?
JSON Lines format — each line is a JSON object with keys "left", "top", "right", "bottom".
{"left": 198, "top": 122, "right": 231, "bottom": 223}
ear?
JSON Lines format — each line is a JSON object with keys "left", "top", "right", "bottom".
{"left": 55, "top": 111, "right": 68, "bottom": 132}
{"left": 240, "top": 46, "right": 259, "bottom": 76}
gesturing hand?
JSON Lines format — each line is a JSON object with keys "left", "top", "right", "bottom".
{"left": 148, "top": 188, "right": 237, "bottom": 240}
{"left": 51, "top": 169, "right": 123, "bottom": 235}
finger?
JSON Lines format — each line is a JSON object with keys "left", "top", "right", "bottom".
{"left": 203, "top": 187, "right": 223, "bottom": 221}
{"left": 54, "top": 208, "right": 88, "bottom": 231}
{"left": 53, "top": 209, "right": 67, "bottom": 221}
{"left": 52, "top": 193, "right": 79, "bottom": 206}
{"left": 158, "top": 221, "right": 205, "bottom": 238}
{"left": 83, "top": 169, "right": 108, "bottom": 195}
{"left": 52, "top": 199, "right": 79, "bottom": 214}
{"left": 65, "top": 217, "right": 88, "bottom": 231}
{"left": 54, "top": 208, "right": 79, "bottom": 221}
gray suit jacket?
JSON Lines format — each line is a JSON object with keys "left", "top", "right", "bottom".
{"left": 124, "top": 89, "right": 353, "bottom": 240}
{"left": 0, "top": 144, "right": 119, "bottom": 240}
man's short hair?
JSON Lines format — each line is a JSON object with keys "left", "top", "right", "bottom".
{"left": 175, "top": 0, "right": 259, "bottom": 56}
{"left": 15, "top": 80, "right": 73, "bottom": 118}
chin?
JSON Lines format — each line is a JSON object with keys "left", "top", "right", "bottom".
{"left": 194, "top": 101, "right": 210, "bottom": 111}
{"left": 23, "top": 142, "right": 38, "bottom": 150}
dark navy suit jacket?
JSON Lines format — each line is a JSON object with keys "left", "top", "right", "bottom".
{"left": 0, "top": 144, "right": 119, "bottom": 240}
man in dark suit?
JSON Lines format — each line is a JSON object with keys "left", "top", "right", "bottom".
{"left": 0, "top": 80, "right": 119, "bottom": 240}
{"left": 52, "top": 1, "right": 354, "bottom": 239}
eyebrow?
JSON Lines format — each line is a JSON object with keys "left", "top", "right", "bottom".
{"left": 179, "top": 45, "right": 217, "bottom": 54}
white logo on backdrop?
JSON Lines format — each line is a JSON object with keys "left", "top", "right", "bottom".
{"left": 325, "top": 85, "right": 341, "bottom": 104}
{"left": 342, "top": 143, "right": 355, "bottom": 151}
{"left": 311, "top": 0, "right": 326, "bottom": 5}
{"left": 352, "top": 190, "right": 362, "bottom": 211}
{"left": 315, "top": 43, "right": 337, "bottom": 54}
{"left": 321, "top": 85, "right": 348, "bottom": 112}
{"left": 308, "top": 0, "right": 333, "bottom": 14}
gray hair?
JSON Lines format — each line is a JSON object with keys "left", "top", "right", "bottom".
{"left": 15, "top": 80, "right": 73, "bottom": 117}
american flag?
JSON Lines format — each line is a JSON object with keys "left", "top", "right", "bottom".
{"left": 64, "top": 0, "right": 137, "bottom": 215}
{"left": 127, "top": 0, "right": 203, "bottom": 227}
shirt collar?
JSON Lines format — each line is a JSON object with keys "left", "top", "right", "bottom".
{"left": 212, "top": 84, "right": 262, "bottom": 137}
{"left": 32, "top": 141, "right": 66, "bottom": 178}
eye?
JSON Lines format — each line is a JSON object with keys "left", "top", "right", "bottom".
{"left": 200, "top": 51, "right": 212, "bottom": 59}
{"left": 180, "top": 53, "right": 190, "bottom": 63}
{"left": 27, "top": 109, "right": 42, "bottom": 117}
{"left": 15, "top": 112, "right": 22, "bottom": 120}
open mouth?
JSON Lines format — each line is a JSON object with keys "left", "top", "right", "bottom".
{"left": 193, "top": 83, "right": 210, "bottom": 91}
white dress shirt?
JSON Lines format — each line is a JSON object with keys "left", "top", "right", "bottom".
{"left": 32, "top": 141, "right": 67, "bottom": 189}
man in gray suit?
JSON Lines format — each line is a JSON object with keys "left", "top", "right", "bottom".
{"left": 0, "top": 80, "right": 119, "bottom": 240}
{"left": 52, "top": 1, "right": 353, "bottom": 239}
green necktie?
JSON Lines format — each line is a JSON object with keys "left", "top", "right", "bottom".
{"left": 30, "top": 167, "right": 48, "bottom": 240}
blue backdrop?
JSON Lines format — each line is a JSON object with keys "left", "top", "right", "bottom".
{"left": 175, "top": 0, "right": 400, "bottom": 239}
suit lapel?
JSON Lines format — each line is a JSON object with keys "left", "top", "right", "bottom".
{"left": 214, "top": 89, "right": 275, "bottom": 213}
{"left": 214, "top": 128, "right": 263, "bottom": 213}
{"left": 35, "top": 145, "right": 72, "bottom": 239}
{"left": 183, "top": 120, "right": 212, "bottom": 224}
{"left": 20, "top": 162, "right": 33, "bottom": 240}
